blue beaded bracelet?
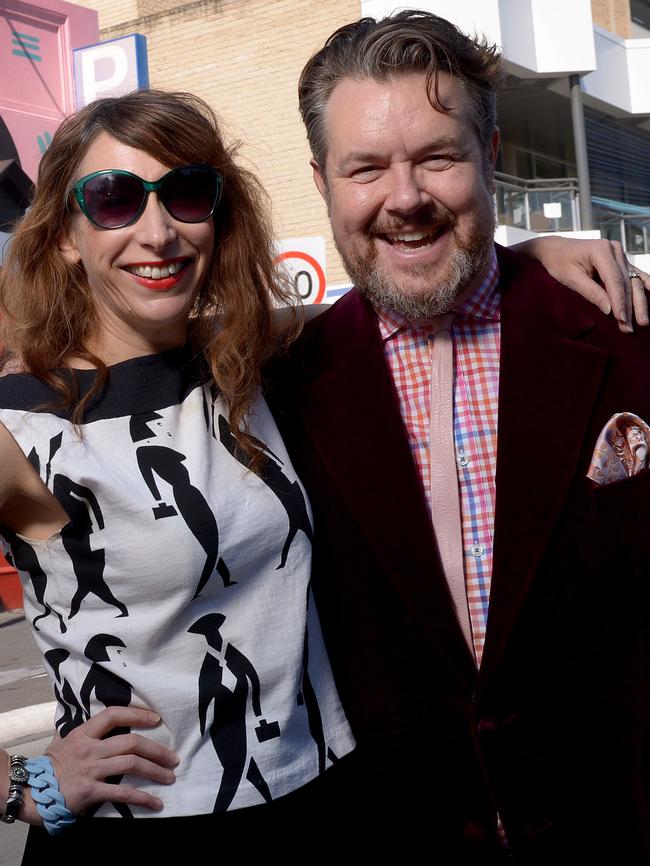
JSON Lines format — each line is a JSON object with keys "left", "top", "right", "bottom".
{"left": 25, "top": 757, "right": 75, "bottom": 836}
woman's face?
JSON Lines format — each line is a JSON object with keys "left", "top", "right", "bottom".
{"left": 60, "top": 132, "right": 215, "bottom": 359}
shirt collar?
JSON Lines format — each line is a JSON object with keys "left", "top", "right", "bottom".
{"left": 375, "top": 246, "right": 500, "bottom": 343}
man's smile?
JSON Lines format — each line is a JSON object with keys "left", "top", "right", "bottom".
{"left": 378, "top": 225, "right": 449, "bottom": 251}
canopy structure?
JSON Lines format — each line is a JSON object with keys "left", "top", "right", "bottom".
{"left": 592, "top": 196, "right": 650, "bottom": 218}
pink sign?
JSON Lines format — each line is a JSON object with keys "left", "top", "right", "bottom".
{"left": 0, "top": 0, "right": 98, "bottom": 180}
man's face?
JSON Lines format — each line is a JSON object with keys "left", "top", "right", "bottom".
{"left": 312, "top": 72, "right": 498, "bottom": 319}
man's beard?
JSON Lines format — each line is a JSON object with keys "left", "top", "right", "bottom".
{"left": 334, "top": 206, "right": 495, "bottom": 320}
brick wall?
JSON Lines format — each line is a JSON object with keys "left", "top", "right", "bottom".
{"left": 74, "top": 0, "right": 139, "bottom": 31}
{"left": 591, "top": 0, "right": 632, "bottom": 37}
{"left": 67, "top": 0, "right": 361, "bottom": 287}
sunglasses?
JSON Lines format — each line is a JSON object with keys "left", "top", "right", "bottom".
{"left": 72, "top": 165, "right": 223, "bottom": 229}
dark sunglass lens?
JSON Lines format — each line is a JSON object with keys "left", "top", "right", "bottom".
{"left": 162, "top": 168, "right": 218, "bottom": 222}
{"left": 83, "top": 173, "right": 144, "bottom": 228}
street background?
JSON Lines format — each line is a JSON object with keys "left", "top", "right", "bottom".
{"left": 0, "top": 611, "right": 55, "bottom": 865}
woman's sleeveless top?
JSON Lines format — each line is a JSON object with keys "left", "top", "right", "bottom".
{"left": 0, "top": 346, "right": 354, "bottom": 817}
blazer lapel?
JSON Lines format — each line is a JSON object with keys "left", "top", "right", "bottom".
{"left": 291, "top": 292, "right": 477, "bottom": 684}
{"left": 478, "top": 251, "right": 609, "bottom": 684}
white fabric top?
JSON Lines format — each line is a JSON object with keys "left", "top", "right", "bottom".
{"left": 0, "top": 346, "right": 354, "bottom": 817}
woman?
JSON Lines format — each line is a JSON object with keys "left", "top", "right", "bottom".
{"left": 0, "top": 88, "right": 645, "bottom": 857}
{"left": 0, "top": 90, "right": 355, "bottom": 858}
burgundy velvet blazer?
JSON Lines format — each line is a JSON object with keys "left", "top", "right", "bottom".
{"left": 266, "top": 245, "right": 650, "bottom": 864}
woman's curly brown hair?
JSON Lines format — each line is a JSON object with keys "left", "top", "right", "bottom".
{"left": 0, "top": 89, "right": 298, "bottom": 465}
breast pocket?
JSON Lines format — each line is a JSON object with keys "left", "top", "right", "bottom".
{"left": 593, "top": 469, "right": 650, "bottom": 586}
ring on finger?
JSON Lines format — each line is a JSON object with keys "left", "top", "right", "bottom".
{"left": 628, "top": 270, "right": 641, "bottom": 279}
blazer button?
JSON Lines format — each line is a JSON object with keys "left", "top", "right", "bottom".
{"left": 477, "top": 713, "right": 519, "bottom": 738}
{"left": 476, "top": 717, "right": 499, "bottom": 736}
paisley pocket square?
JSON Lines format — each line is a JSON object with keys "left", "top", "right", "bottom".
{"left": 587, "top": 412, "right": 650, "bottom": 486}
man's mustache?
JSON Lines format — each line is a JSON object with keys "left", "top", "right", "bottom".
{"left": 368, "top": 205, "right": 457, "bottom": 235}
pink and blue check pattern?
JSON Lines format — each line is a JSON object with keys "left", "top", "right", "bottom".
{"left": 376, "top": 252, "right": 500, "bottom": 665}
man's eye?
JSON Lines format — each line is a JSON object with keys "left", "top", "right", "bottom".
{"left": 351, "top": 166, "right": 382, "bottom": 180}
{"left": 423, "top": 155, "right": 454, "bottom": 169}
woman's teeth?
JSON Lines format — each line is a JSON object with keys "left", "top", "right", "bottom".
{"left": 128, "top": 261, "right": 185, "bottom": 279}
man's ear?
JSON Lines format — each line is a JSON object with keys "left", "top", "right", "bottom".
{"left": 311, "top": 158, "right": 329, "bottom": 202}
{"left": 483, "top": 128, "right": 500, "bottom": 193}
{"left": 58, "top": 227, "right": 82, "bottom": 265}
{"left": 489, "top": 128, "right": 500, "bottom": 169}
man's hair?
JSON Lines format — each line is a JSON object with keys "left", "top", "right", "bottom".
{"left": 0, "top": 89, "right": 296, "bottom": 463}
{"left": 298, "top": 10, "right": 505, "bottom": 169}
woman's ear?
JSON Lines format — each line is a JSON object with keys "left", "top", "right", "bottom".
{"left": 58, "top": 227, "right": 82, "bottom": 265}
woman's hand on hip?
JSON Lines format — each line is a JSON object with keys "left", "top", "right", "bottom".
{"left": 46, "top": 707, "right": 178, "bottom": 816}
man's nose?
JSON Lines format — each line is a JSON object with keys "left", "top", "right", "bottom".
{"left": 134, "top": 192, "right": 178, "bottom": 249}
{"left": 384, "top": 164, "right": 429, "bottom": 215}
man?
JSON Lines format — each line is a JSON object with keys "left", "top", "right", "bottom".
{"left": 268, "top": 11, "right": 650, "bottom": 864}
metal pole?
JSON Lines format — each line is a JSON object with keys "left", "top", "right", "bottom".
{"left": 569, "top": 74, "right": 593, "bottom": 230}
{"left": 524, "top": 189, "right": 531, "bottom": 231}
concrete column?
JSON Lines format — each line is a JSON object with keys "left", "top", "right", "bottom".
{"left": 570, "top": 73, "right": 594, "bottom": 230}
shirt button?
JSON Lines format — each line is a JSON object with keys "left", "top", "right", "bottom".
{"left": 457, "top": 451, "right": 470, "bottom": 467}
{"left": 471, "top": 545, "right": 485, "bottom": 558}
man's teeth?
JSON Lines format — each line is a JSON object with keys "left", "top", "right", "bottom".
{"left": 386, "top": 230, "right": 435, "bottom": 242}
{"left": 129, "top": 262, "right": 184, "bottom": 278}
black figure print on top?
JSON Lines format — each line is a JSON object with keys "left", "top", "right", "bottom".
{"left": 201, "top": 386, "right": 211, "bottom": 432}
{"left": 26, "top": 446, "right": 40, "bottom": 474}
{"left": 130, "top": 412, "right": 232, "bottom": 597}
{"left": 217, "top": 414, "right": 313, "bottom": 569}
{"left": 188, "top": 613, "right": 281, "bottom": 812}
{"left": 4, "top": 536, "right": 67, "bottom": 634}
{"left": 53, "top": 475, "right": 128, "bottom": 620}
{"left": 44, "top": 648, "right": 86, "bottom": 737}
{"left": 81, "top": 634, "right": 134, "bottom": 819}
{"left": 44, "top": 431, "right": 63, "bottom": 487}
{"left": 297, "top": 585, "right": 328, "bottom": 774}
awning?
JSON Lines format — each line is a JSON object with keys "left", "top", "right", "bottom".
{"left": 592, "top": 196, "right": 650, "bottom": 218}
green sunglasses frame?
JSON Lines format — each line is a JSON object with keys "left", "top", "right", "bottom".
{"left": 72, "top": 165, "right": 223, "bottom": 229}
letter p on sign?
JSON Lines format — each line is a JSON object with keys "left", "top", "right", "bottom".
{"left": 73, "top": 35, "right": 149, "bottom": 108}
